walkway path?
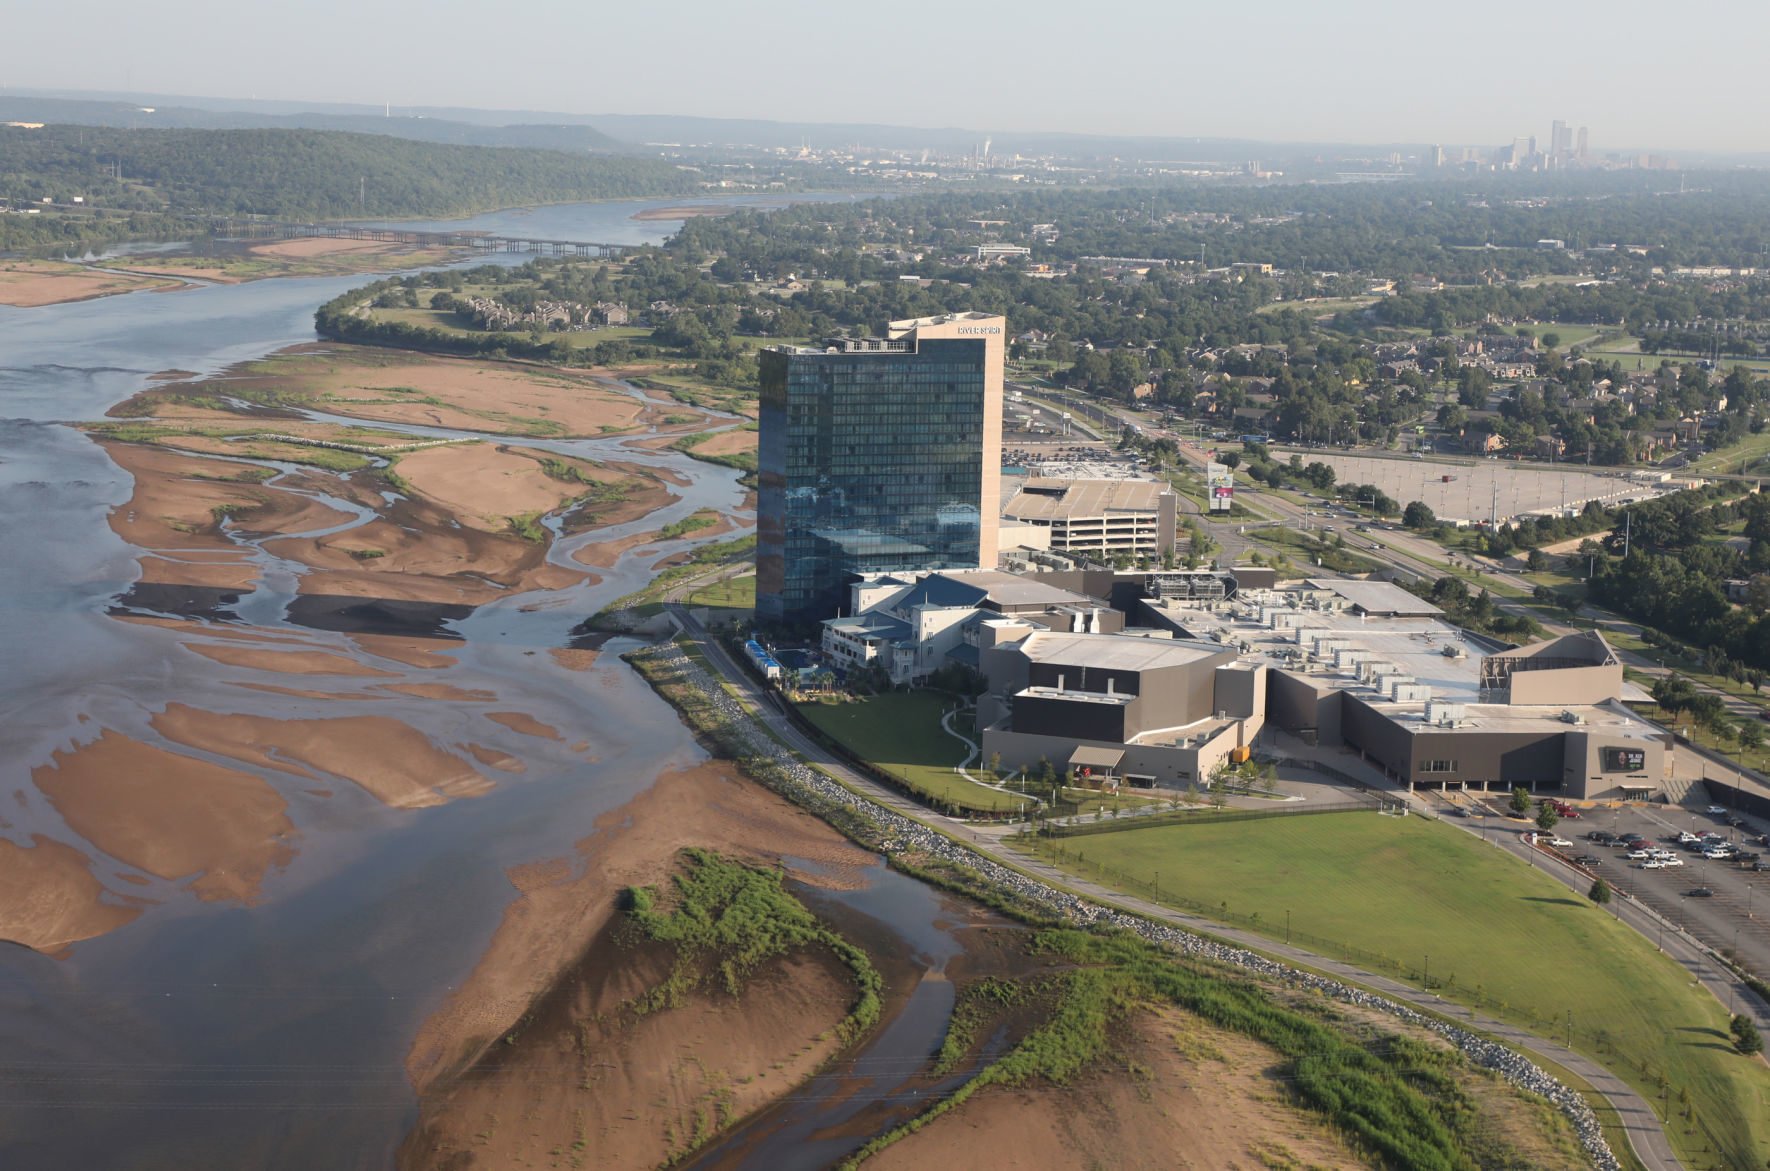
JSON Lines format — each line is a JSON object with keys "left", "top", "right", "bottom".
{"left": 665, "top": 602, "right": 1685, "bottom": 1171}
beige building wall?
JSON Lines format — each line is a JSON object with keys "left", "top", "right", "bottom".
{"left": 1508, "top": 664, "right": 1622, "bottom": 706}
{"left": 893, "top": 313, "right": 1004, "bottom": 569}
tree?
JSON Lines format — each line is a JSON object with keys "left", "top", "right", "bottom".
{"left": 1219, "top": 451, "right": 1241, "bottom": 469}
{"left": 1536, "top": 804, "right": 1561, "bottom": 832}
{"left": 1403, "top": 500, "right": 1437, "bottom": 530}
{"left": 1509, "top": 786, "right": 1532, "bottom": 816}
{"left": 1587, "top": 877, "right": 1612, "bottom": 907}
{"left": 1731, "top": 1014, "right": 1763, "bottom": 1056}
{"left": 1738, "top": 720, "right": 1764, "bottom": 756}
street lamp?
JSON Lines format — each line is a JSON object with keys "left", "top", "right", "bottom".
{"left": 1286, "top": 908, "right": 1291, "bottom": 944}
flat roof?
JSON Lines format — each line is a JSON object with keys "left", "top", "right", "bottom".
{"left": 1018, "top": 630, "right": 1228, "bottom": 673}
{"left": 1153, "top": 588, "right": 1659, "bottom": 739}
{"left": 1307, "top": 578, "right": 1442, "bottom": 618}
{"left": 938, "top": 569, "right": 1099, "bottom": 609}
{"left": 1002, "top": 478, "right": 1167, "bottom": 522}
{"left": 1070, "top": 746, "right": 1126, "bottom": 768}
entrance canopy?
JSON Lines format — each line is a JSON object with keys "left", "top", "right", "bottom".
{"left": 1068, "top": 746, "right": 1125, "bottom": 771}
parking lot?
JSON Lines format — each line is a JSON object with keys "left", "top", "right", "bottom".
{"left": 1453, "top": 797, "right": 1770, "bottom": 978}
{"left": 1276, "top": 453, "right": 1663, "bottom": 526}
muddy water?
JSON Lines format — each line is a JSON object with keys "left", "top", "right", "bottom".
{"left": 0, "top": 195, "right": 970, "bottom": 1170}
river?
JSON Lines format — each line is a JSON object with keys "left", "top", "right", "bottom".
{"left": 0, "top": 192, "right": 943, "bottom": 1170}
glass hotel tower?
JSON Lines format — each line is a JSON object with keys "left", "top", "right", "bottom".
{"left": 756, "top": 313, "right": 1005, "bottom": 624}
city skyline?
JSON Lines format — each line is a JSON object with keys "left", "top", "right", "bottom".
{"left": 4, "top": 0, "right": 1769, "bottom": 153}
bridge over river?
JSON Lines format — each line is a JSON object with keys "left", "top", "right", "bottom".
{"left": 207, "top": 216, "right": 630, "bottom": 258}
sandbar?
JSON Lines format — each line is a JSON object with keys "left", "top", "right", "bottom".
{"left": 31, "top": 730, "right": 298, "bottom": 904}
{"left": 0, "top": 835, "right": 144, "bottom": 957}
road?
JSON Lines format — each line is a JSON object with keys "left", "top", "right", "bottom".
{"left": 666, "top": 600, "right": 1693, "bottom": 1171}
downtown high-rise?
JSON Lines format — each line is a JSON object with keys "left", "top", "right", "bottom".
{"left": 755, "top": 312, "right": 1005, "bottom": 625}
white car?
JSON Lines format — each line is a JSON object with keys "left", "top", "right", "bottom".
{"left": 1702, "top": 848, "right": 1732, "bottom": 859}
{"left": 1660, "top": 856, "right": 1685, "bottom": 866}
{"left": 1626, "top": 849, "right": 1652, "bottom": 860}
{"left": 1548, "top": 836, "right": 1573, "bottom": 847}
{"left": 1678, "top": 832, "right": 1702, "bottom": 844}
{"left": 1649, "top": 849, "right": 1676, "bottom": 859}
{"left": 1639, "top": 859, "right": 1667, "bottom": 869}
{"left": 1707, "top": 805, "right": 1729, "bottom": 815}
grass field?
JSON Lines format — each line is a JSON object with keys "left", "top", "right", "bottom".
{"left": 684, "top": 572, "right": 754, "bottom": 610}
{"left": 1017, "top": 812, "right": 1770, "bottom": 1169}
{"left": 794, "top": 692, "right": 1021, "bottom": 813}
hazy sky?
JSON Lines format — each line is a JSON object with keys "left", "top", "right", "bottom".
{"left": 5, "top": 0, "right": 1767, "bottom": 151}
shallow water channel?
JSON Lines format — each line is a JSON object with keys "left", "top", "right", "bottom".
{"left": 0, "top": 196, "right": 971, "bottom": 1169}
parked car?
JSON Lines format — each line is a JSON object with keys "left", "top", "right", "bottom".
{"left": 1677, "top": 831, "right": 1702, "bottom": 844}
{"left": 1548, "top": 836, "right": 1573, "bottom": 847}
{"left": 1639, "top": 860, "right": 1667, "bottom": 869}
{"left": 1703, "top": 848, "right": 1733, "bottom": 859}
{"left": 1753, "top": 861, "right": 1770, "bottom": 872}
{"left": 1589, "top": 831, "right": 1615, "bottom": 842}
{"left": 1685, "top": 888, "right": 1715, "bottom": 898}
{"left": 1626, "top": 849, "right": 1652, "bottom": 860}
{"left": 1659, "top": 857, "right": 1685, "bottom": 866}
{"left": 1574, "top": 855, "right": 1604, "bottom": 866}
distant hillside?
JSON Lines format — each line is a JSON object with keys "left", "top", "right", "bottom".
{"left": 0, "top": 95, "right": 629, "bottom": 153}
{"left": 0, "top": 125, "right": 695, "bottom": 221}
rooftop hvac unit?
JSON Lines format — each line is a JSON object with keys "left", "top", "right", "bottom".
{"left": 1426, "top": 701, "right": 1467, "bottom": 725}
{"left": 1441, "top": 643, "right": 1465, "bottom": 659}
{"left": 1380, "top": 675, "right": 1416, "bottom": 699}
{"left": 1559, "top": 709, "right": 1585, "bottom": 725}
{"left": 1392, "top": 684, "right": 1433, "bottom": 703}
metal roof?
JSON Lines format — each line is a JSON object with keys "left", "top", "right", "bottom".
{"left": 1307, "top": 578, "right": 1443, "bottom": 618}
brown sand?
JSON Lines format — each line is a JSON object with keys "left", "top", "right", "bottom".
{"left": 404, "top": 762, "right": 875, "bottom": 1092}
{"left": 151, "top": 709, "right": 493, "bottom": 810}
{"left": 869, "top": 1006, "right": 1367, "bottom": 1171}
{"left": 548, "top": 647, "right": 599, "bottom": 671}
{"left": 249, "top": 238, "right": 412, "bottom": 260}
{"left": 630, "top": 206, "right": 742, "bottom": 221}
{"left": 351, "top": 634, "right": 460, "bottom": 670}
{"left": 464, "top": 744, "right": 527, "bottom": 774}
{"left": 376, "top": 683, "right": 496, "bottom": 702}
{"left": 0, "top": 259, "right": 180, "bottom": 307}
{"left": 393, "top": 444, "right": 614, "bottom": 535}
{"left": 572, "top": 528, "right": 663, "bottom": 569}
{"left": 0, "top": 835, "right": 145, "bottom": 957}
{"left": 484, "top": 711, "right": 562, "bottom": 741}
{"left": 400, "top": 939, "right": 853, "bottom": 1171}
{"left": 228, "top": 682, "right": 374, "bottom": 701}
{"left": 688, "top": 429, "right": 758, "bottom": 458}
{"left": 185, "top": 642, "right": 401, "bottom": 677}
{"left": 31, "top": 730, "right": 297, "bottom": 904}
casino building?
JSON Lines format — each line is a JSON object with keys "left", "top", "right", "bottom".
{"left": 756, "top": 313, "right": 1004, "bottom": 624}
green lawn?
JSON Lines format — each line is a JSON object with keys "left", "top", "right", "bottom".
{"left": 1018, "top": 812, "right": 1770, "bottom": 1169}
{"left": 795, "top": 692, "right": 1020, "bottom": 813}
{"left": 684, "top": 572, "right": 755, "bottom": 610}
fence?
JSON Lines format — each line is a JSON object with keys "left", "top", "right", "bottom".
{"left": 1041, "top": 796, "right": 1386, "bottom": 838}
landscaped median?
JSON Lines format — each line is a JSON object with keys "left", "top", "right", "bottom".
{"left": 1013, "top": 810, "right": 1770, "bottom": 1170}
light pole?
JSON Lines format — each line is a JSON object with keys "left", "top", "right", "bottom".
{"left": 1423, "top": 953, "right": 1430, "bottom": 991}
{"left": 1286, "top": 908, "right": 1291, "bottom": 944}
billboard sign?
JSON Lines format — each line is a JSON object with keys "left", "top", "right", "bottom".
{"left": 1206, "top": 462, "right": 1234, "bottom": 513}
{"left": 1600, "top": 746, "right": 1646, "bottom": 773}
